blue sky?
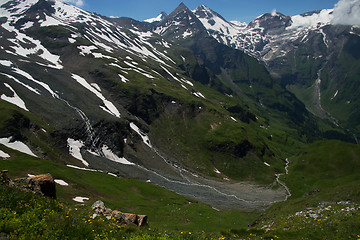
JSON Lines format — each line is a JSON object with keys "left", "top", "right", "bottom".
{"left": 67, "top": 0, "right": 340, "bottom": 23}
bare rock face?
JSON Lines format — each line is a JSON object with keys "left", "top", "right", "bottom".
{"left": 27, "top": 174, "right": 56, "bottom": 199}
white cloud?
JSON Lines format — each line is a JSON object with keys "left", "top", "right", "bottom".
{"left": 332, "top": 0, "right": 360, "bottom": 25}
{"left": 61, "top": 0, "right": 85, "bottom": 7}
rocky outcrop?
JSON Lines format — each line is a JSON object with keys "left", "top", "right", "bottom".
{"left": 26, "top": 174, "right": 56, "bottom": 199}
{"left": 91, "top": 200, "right": 148, "bottom": 227}
{"left": 1, "top": 171, "right": 56, "bottom": 199}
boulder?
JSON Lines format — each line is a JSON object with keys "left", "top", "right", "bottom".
{"left": 27, "top": 174, "right": 56, "bottom": 199}
{"left": 92, "top": 200, "right": 106, "bottom": 214}
{"left": 104, "top": 208, "right": 112, "bottom": 215}
{"left": 112, "top": 210, "right": 148, "bottom": 226}
{"left": 137, "top": 215, "right": 148, "bottom": 227}
{"left": 122, "top": 212, "right": 138, "bottom": 224}
{"left": 112, "top": 210, "right": 126, "bottom": 223}
{"left": 92, "top": 201, "right": 148, "bottom": 227}
{"left": 104, "top": 208, "right": 113, "bottom": 219}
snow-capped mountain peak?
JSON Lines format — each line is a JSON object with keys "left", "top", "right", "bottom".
{"left": 153, "top": 3, "right": 206, "bottom": 39}
{"left": 193, "top": 4, "right": 244, "bottom": 43}
{"left": 230, "top": 20, "right": 247, "bottom": 27}
{"left": 193, "top": 5, "right": 227, "bottom": 23}
{"left": 144, "top": 11, "right": 167, "bottom": 23}
{"left": 193, "top": 4, "right": 342, "bottom": 61}
{"left": 247, "top": 11, "right": 292, "bottom": 31}
{"left": 288, "top": 9, "right": 333, "bottom": 30}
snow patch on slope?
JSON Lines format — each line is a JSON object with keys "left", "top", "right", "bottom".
{"left": 72, "top": 197, "right": 89, "bottom": 203}
{"left": 54, "top": 179, "right": 69, "bottom": 186}
{"left": 1, "top": 83, "right": 29, "bottom": 111}
{"left": 0, "top": 137, "right": 37, "bottom": 157}
{"left": 0, "top": 73, "right": 41, "bottom": 95}
{"left": 0, "top": 60, "right": 12, "bottom": 67}
{"left": 130, "top": 123, "right": 152, "bottom": 148}
{"left": 288, "top": 9, "right": 333, "bottom": 30}
{"left": 67, "top": 164, "right": 98, "bottom": 172}
{"left": 101, "top": 145, "right": 134, "bottom": 165}
{"left": 0, "top": 150, "right": 10, "bottom": 159}
{"left": 67, "top": 138, "right": 89, "bottom": 166}
{"left": 71, "top": 74, "right": 121, "bottom": 118}
{"left": 11, "top": 67, "right": 58, "bottom": 97}
{"left": 0, "top": 10, "right": 63, "bottom": 69}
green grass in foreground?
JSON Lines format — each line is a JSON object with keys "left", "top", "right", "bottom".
{"left": 0, "top": 184, "right": 222, "bottom": 240}
{"left": 3, "top": 183, "right": 359, "bottom": 240}
{"left": 2, "top": 140, "right": 360, "bottom": 239}
{"left": 0, "top": 146, "right": 256, "bottom": 233}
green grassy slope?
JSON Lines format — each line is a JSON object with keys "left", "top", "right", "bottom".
{"left": 238, "top": 140, "right": 360, "bottom": 239}
{"left": 2, "top": 137, "right": 360, "bottom": 239}
{"left": 1, "top": 99, "right": 259, "bottom": 233}
{"left": 0, "top": 148, "right": 257, "bottom": 233}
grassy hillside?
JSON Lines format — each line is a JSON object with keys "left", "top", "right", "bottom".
{"left": 1, "top": 184, "right": 231, "bottom": 240}
{"left": 0, "top": 147, "right": 257, "bottom": 234}
{"left": 242, "top": 140, "right": 360, "bottom": 239}
{"left": 2, "top": 140, "right": 360, "bottom": 239}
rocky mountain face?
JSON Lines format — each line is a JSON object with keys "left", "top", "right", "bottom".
{"left": 0, "top": 0, "right": 356, "bottom": 208}
{"left": 193, "top": 6, "right": 360, "bottom": 140}
{"left": 153, "top": 3, "right": 208, "bottom": 41}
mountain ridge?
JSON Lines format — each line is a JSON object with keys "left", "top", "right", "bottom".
{"left": 187, "top": 3, "right": 360, "bottom": 140}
